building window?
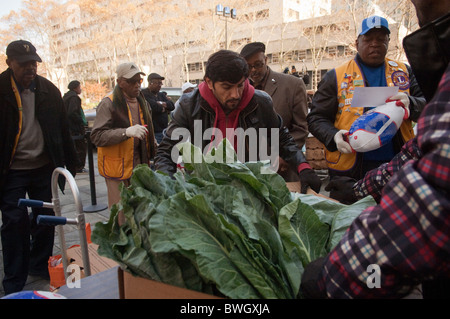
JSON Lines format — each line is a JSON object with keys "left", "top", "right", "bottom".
{"left": 267, "top": 52, "right": 279, "bottom": 64}
{"left": 186, "top": 62, "right": 203, "bottom": 72}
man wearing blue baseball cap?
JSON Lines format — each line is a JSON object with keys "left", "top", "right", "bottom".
{"left": 358, "top": 15, "right": 390, "bottom": 35}
{"left": 307, "top": 15, "right": 426, "bottom": 204}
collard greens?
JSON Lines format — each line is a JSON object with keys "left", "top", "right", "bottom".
{"left": 92, "top": 140, "right": 375, "bottom": 298}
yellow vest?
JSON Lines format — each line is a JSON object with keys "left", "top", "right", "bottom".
{"left": 97, "top": 93, "right": 149, "bottom": 180}
{"left": 10, "top": 76, "right": 23, "bottom": 165}
{"left": 325, "top": 58, "right": 415, "bottom": 172}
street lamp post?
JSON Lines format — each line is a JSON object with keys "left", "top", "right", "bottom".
{"left": 215, "top": 4, "right": 237, "bottom": 50}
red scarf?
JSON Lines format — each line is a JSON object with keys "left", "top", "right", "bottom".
{"left": 199, "top": 79, "right": 255, "bottom": 150}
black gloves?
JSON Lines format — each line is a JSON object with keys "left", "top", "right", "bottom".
{"left": 300, "top": 257, "right": 328, "bottom": 299}
{"left": 299, "top": 169, "right": 322, "bottom": 194}
{"left": 325, "top": 176, "right": 358, "bottom": 204}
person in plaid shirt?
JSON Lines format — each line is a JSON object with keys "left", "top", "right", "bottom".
{"left": 352, "top": 139, "right": 422, "bottom": 203}
{"left": 301, "top": 0, "right": 450, "bottom": 298}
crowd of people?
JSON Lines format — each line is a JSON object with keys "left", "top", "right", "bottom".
{"left": 0, "top": 0, "right": 448, "bottom": 298}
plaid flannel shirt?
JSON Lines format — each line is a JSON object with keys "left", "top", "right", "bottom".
{"left": 353, "top": 138, "right": 422, "bottom": 203}
{"left": 319, "top": 64, "right": 450, "bottom": 298}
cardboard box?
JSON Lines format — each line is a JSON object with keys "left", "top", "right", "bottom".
{"left": 286, "top": 182, "right": 301, "bottom": 193}
{"left": 117, "top": 268, "right": 221, "bottom": 299}
{"left": 66, "top": 243, "right": 118, "bottom": 277}
{"left": 49, "top": 243, "right": 118, "bottom": 291}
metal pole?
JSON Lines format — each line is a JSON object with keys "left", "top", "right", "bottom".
{"left": 83, "top": 130, "right": 107, "bottom": 213}
{"left": 225, "top": 18, "right": 228, "bottom": 50}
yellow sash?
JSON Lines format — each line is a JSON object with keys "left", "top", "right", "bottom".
{"left": 10, "top": 76, "right": 23, "bottom": 165}
{"left": 325, "top": 58, "right": 415, "bottom": 172}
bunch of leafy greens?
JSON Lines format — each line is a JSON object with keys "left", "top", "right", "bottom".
{"left": 92, "top": 139, "right": 375, "bottom": 298}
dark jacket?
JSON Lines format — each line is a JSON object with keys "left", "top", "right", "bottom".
{"left": 155, "top": 88, "right": 308, "bottom": 175}
{"left": 63, "top": 90, "right": 85, "bottom": 136}
{"left": 0, "top": 68, "right": 78, "bottom": 191}
{"left": 403, "top": 12, "right": 450, "bottom": 102}
{"left": 142, "top": 88, "right": 175, "bottom": 133}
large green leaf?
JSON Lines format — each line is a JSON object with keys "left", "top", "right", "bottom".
{"left": 193, "top": 182, "right": 298, "bottom": 298}
{"left": 92, "top": 139, "right": 376, "bottom": 299}
{"left": 219, "top": 215, "right": 294, "bottom": 299}
{"left": 328, "top": 196, "right": 376, "bottom": 251}
{"left": 149, "top": 192, "right": 263, "bottom": 298}
{"left": 278, "top": 199, "right": 330, "bottom": 266}
{"left": 291, "top": 193, "right": 346, "bottom": 225}
{"left": 245, "top": 161, "right": 292, "bottom": 212}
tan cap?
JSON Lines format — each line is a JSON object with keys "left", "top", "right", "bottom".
{"left": 116, "top": 62, "right": 145, "bottom": 79}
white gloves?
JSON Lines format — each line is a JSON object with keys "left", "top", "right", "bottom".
{"left": 333, "top": 130, "right": 353, "bottom": 154}
{"left": 386, "top": 92, "right": 410, "bottom": 120}
{"left": 125, "top": 124, "right": 148, "bottom": 140}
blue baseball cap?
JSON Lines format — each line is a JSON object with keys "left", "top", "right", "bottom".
{"left": 359, "top": 15, "right": 390, "bottom": 36}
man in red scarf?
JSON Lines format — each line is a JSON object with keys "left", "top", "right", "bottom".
{"left": 155, "top": 50, "right": 321, "bottom": 194}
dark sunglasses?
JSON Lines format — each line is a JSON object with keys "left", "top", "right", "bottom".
{"left": 126, "top": 78, "right": 143, "bottom": 85}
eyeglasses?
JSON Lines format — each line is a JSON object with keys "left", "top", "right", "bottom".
{"left": 126, "top": 78, "right": 143, "bottom": 85}
{"left": 247, "top": 61, "right": 265, "bottom": 70}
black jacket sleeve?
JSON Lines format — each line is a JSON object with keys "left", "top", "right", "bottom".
{"left": 405, "top": 64, "right": 426, "bottom": 122}
{"left": 154, "top": 99, "right": 189, "bottom": 175}
{"left": 278, "top": 118, "right": 309, "bottom": 168}
{"left": 66, "top": 95, "right": 84, "bottom": 135}
{"left": 163, "top": 95, "right": 175, "bottom": 112}
{"left": 306, "top": 69, "right": 340, "bottom": 152}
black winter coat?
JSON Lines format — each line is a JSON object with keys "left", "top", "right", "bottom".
{"left": 155, "top": 88, "right": 308, "bottom": 175}
{"left": 63, "top": 90, "right": 85, "bottom": 136}
{"left": 142, "top": 88, "right": 175, "bottom": 133}
{"left": 0, "top": 68, "right": 78, "bottom": 192}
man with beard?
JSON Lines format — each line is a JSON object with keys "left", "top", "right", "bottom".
{"left": 307, "top": 15, "right": 426, "bottom": 203}
{"left": 155, "top": 50, "right": 322, "bottom": 194}
{"left": 0, "top": 40, "right": 78, "bottom": 295}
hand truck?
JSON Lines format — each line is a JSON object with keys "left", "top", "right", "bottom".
{"left": 18, "top": 167, "right": 91, "bottom": 282}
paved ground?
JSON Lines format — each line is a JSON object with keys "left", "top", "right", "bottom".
{"left": 0, "top": 149, "right": 111, "bottom": 298}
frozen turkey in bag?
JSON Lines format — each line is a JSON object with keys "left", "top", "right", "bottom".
{"left": 347, "top": 101, "right": 405, "bottom": 152}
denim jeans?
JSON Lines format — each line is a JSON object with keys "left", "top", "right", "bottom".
{"left": 155, "top": 132, "right": 164, "bottom": 144}
{"left": 0, "top": 164, "right": 55, "bottom": 295}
